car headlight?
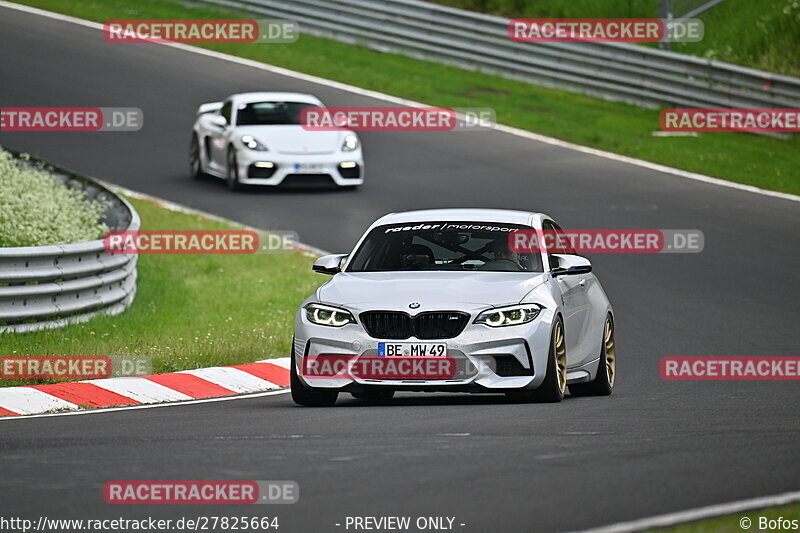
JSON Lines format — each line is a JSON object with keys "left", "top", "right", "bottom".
{"left": 341, "top": 134, "right": 359, "bottom": 152}
{"left": 305, "top": 303, "right": 356, "bottom": 327}
{"left": 474, "top": 304, "right": 542, "bottom": 327}
{"left": 241, "top": 135, "right": 268, "bottom": 151}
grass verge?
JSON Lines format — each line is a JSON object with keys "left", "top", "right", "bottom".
{"left": 429, "top": 0, "right": 800, "bottom": 77}
{"left": 648, "top": 501, "right": 800, "bottom": 532}
{"left": 14, "top": 0, "right": 800, "bottom": 195}
{"left": 0, "top": 195, "right": 324, "bottom": 387}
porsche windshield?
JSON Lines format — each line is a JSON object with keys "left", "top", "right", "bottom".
{"left": 236, "top": 101, "right": 321, "bottom": 126}
{"left": 347, "top": 222, "right": 543, "bottom": 272}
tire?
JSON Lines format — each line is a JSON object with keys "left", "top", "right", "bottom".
{"left": 570, "top": 314, "right": 615, "bottom": 397}
{"left": 290, "top": 353, "right": 338, "bottom": 407}
{"left": 351, "top": 389, "right": 395, "bottom": 403}
{"left": 505, "top": 315, "right": 566, "bottom": 403}
{"left": 226, "top": 146, "right": 242, "bottom": 191}
{"left": 189, "top": 134, "right": 206, "bottom": 180}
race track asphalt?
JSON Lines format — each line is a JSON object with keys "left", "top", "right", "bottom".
{"left": 1, "top": 6, "right": 799, "bottom": 532}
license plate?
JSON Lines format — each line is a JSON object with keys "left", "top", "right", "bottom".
{"left": 293, "top": 163, "right": 323, "bottom": 173}
{"left": 378, "top": 342, "right": 447, "bottom": 357}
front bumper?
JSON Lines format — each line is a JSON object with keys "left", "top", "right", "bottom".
{"left": 293, "top": 306, "right": 556, "bottom": 391}
{"left": 235, "top": 148, "right": 364, "bottom": 186}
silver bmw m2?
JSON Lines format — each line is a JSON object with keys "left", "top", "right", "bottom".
{"left": 291, "top": 209, "right": 616, "bottom": 406}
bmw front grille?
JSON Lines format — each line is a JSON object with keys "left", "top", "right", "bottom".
{"left": 359, "top": 311, "right": 469, "bottom": 340}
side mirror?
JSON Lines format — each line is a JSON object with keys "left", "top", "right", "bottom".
{"left": 209, "top": 114, "right": 227, "bottom": 129}
{"left": 551, "top": 254, "right": 592, "bottom": 277}
{"left": 313, "top": 254, "right": 348, "bottom": 275}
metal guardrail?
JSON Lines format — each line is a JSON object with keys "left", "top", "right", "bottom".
{"left": 197, "top": 0, "right": 800, "bottom": 110}
{"left": 0, "top": 154, "right": 140, "bottom": 333}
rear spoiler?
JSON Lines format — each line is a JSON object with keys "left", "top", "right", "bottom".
{"left": 197, "top": 101, "right": 223, "bottom": 115}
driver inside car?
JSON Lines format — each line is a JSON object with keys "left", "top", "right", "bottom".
{"left": 479, "top": 239, "right": 523, "bottom": 271}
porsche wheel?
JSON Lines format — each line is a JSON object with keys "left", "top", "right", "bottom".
{"left": 226, "top": 147, "right": 241, "bottom": 191}
{"left": 189, "top": 134, "right": 206, "bottom": 180}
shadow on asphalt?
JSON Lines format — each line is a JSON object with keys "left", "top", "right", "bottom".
{"left": 277, "top": 392, "right": 589, "bottom": 409}
{"left": 190, "top": 173, "right": 360, "bottom": 194}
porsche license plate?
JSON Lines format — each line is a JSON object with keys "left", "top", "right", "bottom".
{"left": 293, "top": 163, "right": 323, "bottom": 173}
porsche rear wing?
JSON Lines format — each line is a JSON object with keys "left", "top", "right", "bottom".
{"left": 196, "top": 101, "right": 223, "bottom": 116}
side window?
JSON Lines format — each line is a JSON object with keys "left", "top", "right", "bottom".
{"left": 541, "top": 220, "right": 559, "bottom": 270}
{"left": 220, "top": 101, "right": 232, "bottom": 124}
{"left": 551, "top": 221, "right": 577, "bottom": 256}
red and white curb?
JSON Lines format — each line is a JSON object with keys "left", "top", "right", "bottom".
{"left": 0, "top": 358, "right": 290, "bottom": 417}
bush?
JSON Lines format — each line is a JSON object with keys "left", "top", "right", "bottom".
{"left": 0, "top": 150, "right": 108, "bottom": 247}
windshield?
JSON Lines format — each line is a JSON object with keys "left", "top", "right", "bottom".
{"left": 235, "top": 101, "right": 321, "bottom": 126}
{"left": 347, "top": 222, "right": 543, "bottom": 272}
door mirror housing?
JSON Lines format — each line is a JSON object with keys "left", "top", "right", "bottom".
{"left": 312, "top": 254, "right": 348, "bottom": 275}
{"left": 551, "top": 254, "right": 592, "bottom": 277}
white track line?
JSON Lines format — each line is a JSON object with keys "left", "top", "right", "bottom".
{"left": 100, "top": 183, "right": 331, "bottom": 257}
{"left": 573, "top": 490, "right": 800, "bottom": 533}
{"left": 1, "top": 1, "right": 797, "bottom": 204}
{"left": 0, "top": 389, "right": 291, "bottom": 422}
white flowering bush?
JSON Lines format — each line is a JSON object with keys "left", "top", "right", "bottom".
{"left": 0, "top": 150, "right": 109, "bottom": 247}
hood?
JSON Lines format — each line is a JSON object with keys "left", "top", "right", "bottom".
{"left": 236, "top": 125, "right": 344, "bottom": 154}
{"left": 317, "top": 271, "right": 546, "bottom": 312}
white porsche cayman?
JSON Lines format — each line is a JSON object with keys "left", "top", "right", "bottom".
{"left": 189, "top": 92, "right": 364, "bottom": 189}
{"left": 292, "top": 209, "right": 616, "bottom": 406}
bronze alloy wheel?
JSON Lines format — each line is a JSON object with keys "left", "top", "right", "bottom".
{"left": 569, "top": 313, "right": 615, "bottom": 397}
{"left": 554, "top": 319, "right": 567, "bottom": 394}
{"left": 506, "top": 316, "right": 566, "bottom": 403}
{"left": 604, "top": 317, "right": 616, "bottom": 387}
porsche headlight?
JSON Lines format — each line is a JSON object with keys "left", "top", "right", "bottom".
{"left": 474, "top": 304, "right": 542, "bottom": 327}
{"left": 305, "top": 303, "right": 356, "bottom": 327}
{"left": 241, "top": 135, "right": 268, "bottom": 151}
{"left": 341, "top": 134, "right": 359, "bottom": 152}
